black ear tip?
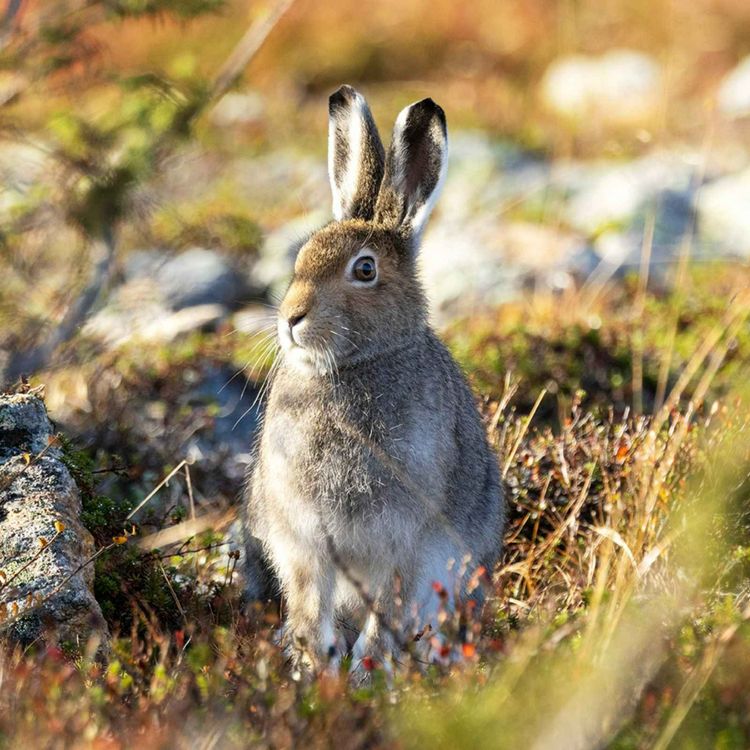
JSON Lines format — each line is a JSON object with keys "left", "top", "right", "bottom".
{"left": 329, "top": 84, "right": 359, "bottom": 114}
{"left": 411, "top": 97, "right": 447, "bottom": 131}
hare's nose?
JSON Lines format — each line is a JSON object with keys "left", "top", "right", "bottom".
{"left": 287, "top": 311, "right": 307, "bottom": 331}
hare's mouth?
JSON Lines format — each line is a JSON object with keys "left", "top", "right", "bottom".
{"left": 277, "top": 326, "right": 332, "bottom": 375}
{"left": 283, "top": 343, "right": 339, "bottom": 377}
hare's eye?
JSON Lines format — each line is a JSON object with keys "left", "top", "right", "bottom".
{"left": 352, "top": 256, "right": 377, "bottom": 283}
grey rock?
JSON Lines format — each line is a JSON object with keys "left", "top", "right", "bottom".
{"left": 84, "top": 247, "right": 254, "bottom": 350}
{"left": 123, "top": 248, "right": 169, "bottom": 281}
{"left": 83, "top": 273, "right": 228, "bottom": 350}
{"left": 440, "top": 132, "right": 550, "bottom": 221}
{"left": 156, "top": 247, "right": 251, "bottom": 311}
{"left": 558, "top": 153, "right": 696, "bottom": 236}
{"left": 420, "top": 219, "right": 588, "bottom": 322}
{"left": 0, "top": 395, "right": 108, "bottom": 648}
{"left": 85, "top": 299, "right": 227, "bottom": 350}
{"left": 0, "top": 142, "right": 51, "bottom": 220}
{"left": 182, "top": 364, "right": 261, "bottom": 483}
{"left": 586, "top": 189, "right": 697, "bottom": 276}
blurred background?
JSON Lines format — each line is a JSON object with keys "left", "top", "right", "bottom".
{"left": 3, "top": 3, "right": 750, "bottom": 747}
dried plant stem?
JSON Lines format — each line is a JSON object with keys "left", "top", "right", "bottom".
{"left": 631, "top": 208, "right": 655, "bottom": 415}
{"left": 208, "top": 0, "right": 297, "bottom": 105}
{"left": 502, "top": 387, "right": 547, "bottom": 478}
{"left": 126, "top": 459, "right": 190, "bottom": 521}
{"left": 158, "top": 560, "right": 188, "bottom": 629}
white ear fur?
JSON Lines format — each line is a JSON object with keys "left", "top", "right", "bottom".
{"left": 374, "top": 98, "right": 449, "bottom": 245}
{"left": 329, "top": 94, "right": 365, "bottom": 220}
{"left": 390, "top": 102, "right": 449, "bottom": 241}
{"left": 327, "top": 86, "right": 384, "bottom": 221}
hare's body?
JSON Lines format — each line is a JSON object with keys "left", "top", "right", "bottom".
{"left": 247, "top": 328, "right": 502, "bottom": 654}
{"left": 242, "top": 87, "right": 505, "bottom": 669}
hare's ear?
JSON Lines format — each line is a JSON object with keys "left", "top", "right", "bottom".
{"left": 328, "top": 85, "right": 385, "bottom": 221}
{"left": 374, "top": 98, "right": 448, "bottom": 245}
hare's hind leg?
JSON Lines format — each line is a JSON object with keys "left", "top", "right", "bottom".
{"left": 349, "top": 567, "right": 407, "bottom": 676}
{"left": 412, "top": 536, "right": 465, "bottom": 632}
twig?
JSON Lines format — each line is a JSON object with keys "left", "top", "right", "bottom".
{"left": 631, "top": 208, "right": 655, "bottom": 415}
{"left": 126, "top": 459, "right": 189, "bottom": 521}
{"left": 502, "top": 387, "right": 547, "bottom": 478}
{"left": 136, "top": 509, "right": 236, "bottom": 551}
{"left": 185, "top": 463, "right": 196, "bottom": 522}
{"left": 208, "top": 0, "right": 297, "bottom": 106}
{"left": 152, "top": 541, "right": 231, "bottom": 561}
{"left": 157, "top": 560, "right": 188, "bottom": 629}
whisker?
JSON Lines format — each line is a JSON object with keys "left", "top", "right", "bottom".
{"left": 330, "top": 327, "right": 360, "bottom": 352}
{"left": 233, "top": 349, "right": 281, "bottom": 431}
{"left": 241, "top": 339, "right": 280, "bottom": 399}
{"left": 219, "top": 332, "right": 277, "bottom": 393}
{"left": 222, "top": 319, "right": 277, "bottom": 339}
{"left": 254, "top": 354, "right": 281, "bottom": 408}
{"left": 335, "top": 321, "right": 374, "bottom": 344}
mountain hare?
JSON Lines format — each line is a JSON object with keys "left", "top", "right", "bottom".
{"left": 243, "top": 85, "right": 505, "bottom": 671}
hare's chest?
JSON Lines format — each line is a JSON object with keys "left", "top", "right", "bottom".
{"left": 263, "top": 395, "right": 417, "bottom": 513}
{"left": 265, "top": 390, "right": 450, "bottom": 521}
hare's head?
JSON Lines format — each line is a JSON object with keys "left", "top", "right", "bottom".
{"left": 277, "top": 85, "right": 448, "bottom": 374}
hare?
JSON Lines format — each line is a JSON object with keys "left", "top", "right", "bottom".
{"left": 242, "top": 85, "right": 505, "bottom": 671}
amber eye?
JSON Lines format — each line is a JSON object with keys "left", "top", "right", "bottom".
{"left": 352, "top": 256, "right": 377, "bottom": 283}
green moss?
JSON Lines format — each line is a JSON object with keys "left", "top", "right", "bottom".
{"left": 60, "top": 436, "right": 133, "bottom": 538}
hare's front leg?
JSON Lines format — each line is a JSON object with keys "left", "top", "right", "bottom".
{"left": 350, "top": 570, "right": 406, "bottom": 675}
{"left": 277, "top": 547, "right": 339, "bottom": 671}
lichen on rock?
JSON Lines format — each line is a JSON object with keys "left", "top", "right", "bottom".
{"left": 0, "top": 394, "right": 108, "bottom": 650}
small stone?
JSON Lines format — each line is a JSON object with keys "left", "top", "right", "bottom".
{"left": 156, "top": 247, "right": 251, "bottom": 311}
{"left": 697, "top": 169, "right": 750, "bottom": 258}
{"left": 211, "top": 91, "right": 265, "bottom": 128}
{"left": 717, "top": 56, "right": 750, "bottom": 119}
{"left": 541, "top": 50, "right": 661, "bottom": 126}
{"left": 420, "top": 220, "right": 587, "bottom": 322}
